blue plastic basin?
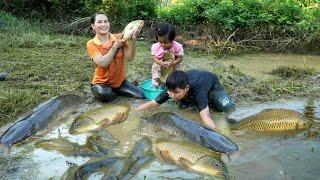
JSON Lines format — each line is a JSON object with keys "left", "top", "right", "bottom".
{"left": 139, "top": 79, "right": 164, "bottom": 100}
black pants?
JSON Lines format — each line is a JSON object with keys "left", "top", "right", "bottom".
{"left": 91, "top": 80, "right": 145, "bottom": 102}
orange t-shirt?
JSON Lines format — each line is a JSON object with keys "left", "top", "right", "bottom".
{"left": 87, "top": 34, "right": 128, "bottom": 88}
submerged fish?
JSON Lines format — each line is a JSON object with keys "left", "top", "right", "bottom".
{"left": 73, "top": 137, "right": 154, "bottom": 179}
{"left": 0, "top": 94, "right": 85, "bottom": 152}
{"left": 143, "top": 112, "right": 238, "bottom": 153}
{"left": 155, "top": 140, "right": 224, "bottom": 177}
{"left": 69, "top": 104, "right": 130, "bottom": 134}
{"left": 230, "top": 108, "right": 310, "bottom": 132}
{"left": 35, "top": 137, "right": 102, "bottom": 157}
{"left": 122, "top": 137, "right": 155, "bottom": 180}
{"left": 74, "top": 156, "right": 120, "bottom": 179}
{"left": 86, "top": 130, "right": 119, "bottom": 153}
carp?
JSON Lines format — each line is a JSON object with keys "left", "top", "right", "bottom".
{"left": 73, "top": 137, "right": 154, "bottom": 179}
{"left": 230, "top": 108, "right": 310, "bottom": 132}
{"left": 0, "top": 94, "right": 85, "bottom": 152}
{"left": 69, "top": 104, "right": 130, "bottom": 134}
{"left": 35, "top": 137, "right": 102, "bottom": 157}
{"left": 160, "top": 50, "right": 174, "bottom": 82}
{"left": 86, "top": 130, "right": 119, "bottom": 153}
{"left": 155, "top": 139, "right": 225, "bottom": 177}
{"left": 122, "top": 20, "right": 144, "bottom": 40}
{"left": 122, "top": 137, "right": 155, "bottom": 180}
{"left": 74, "top": 156, "right": 120, "bottom": 179}
{"left": 142, "top": 112, "right": 238, "bottom": 153}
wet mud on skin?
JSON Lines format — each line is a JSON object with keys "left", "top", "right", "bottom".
{"left": 0, "top": 97, "right": 320, "bottom": 179}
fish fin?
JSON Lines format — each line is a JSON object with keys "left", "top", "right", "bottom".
{"left": 58, "top": 128, "right": 62, "bottom": 138}
{"left": 0, "top": 143, "right": 11, "bottom": 155}
{"left": 199, "top": 136, "right": 206, "bottom": 147}
{"left": 114, "top": 112, "right": 125, "bottom": 124}
{"left": 31, "top": 124, "right": 37, "bottom": 135}
{"left": 30, "top": 135, "right": 44, "bottom": 140}
{"left": 157, "top": 150, "right": 172, "bottom": 162}
{"left": 178, "top": 157, "right": 194, "bottom": 169}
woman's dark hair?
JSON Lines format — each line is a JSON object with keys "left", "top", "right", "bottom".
{"left": 166, "top": 70, "right": 188, "bottom": 90}
{"left": 91, "top": 12, "right": 106, "bottom": 24}
{"left": 155, "top": 22, "right": 176, "bottom": 42}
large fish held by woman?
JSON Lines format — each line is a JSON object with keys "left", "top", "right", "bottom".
{"left": 69, "top": 104, "right": 130, "bottom": 134}
{"left": 121, "top": 20, "right": 144, "bottom": 40}
{"left": 142, "top": 112, "right": 238, "bottom": 153}
{"left": 0, "top": 94, "right": 85, "bottom": 153}
{"left": 230, "top": 108, "right": 311, "bottom": 132}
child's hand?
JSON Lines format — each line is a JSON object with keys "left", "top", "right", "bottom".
{"left": 163, "top": 61, "right": 170, "bottom": 68}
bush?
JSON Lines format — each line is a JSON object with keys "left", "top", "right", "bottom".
{"left": 101, "top": 0, "right": 159, "bottom": 31}
{"left": 1, "top": 0, "right": 101, "bottom": 20}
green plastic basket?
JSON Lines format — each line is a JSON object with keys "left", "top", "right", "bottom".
{"left": 140, "top": 79, "right": 164, "bottom": 100}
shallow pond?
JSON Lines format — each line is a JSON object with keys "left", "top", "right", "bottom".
{"left": 219, "top": 53, "right": 320, "bottom": 80}
{"left": 1, "top": 97, "right": 319, "bottom": 180}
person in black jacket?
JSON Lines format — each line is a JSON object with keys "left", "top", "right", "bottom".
{"left": 136, "top": 69, "right": 234, "bottom": 130}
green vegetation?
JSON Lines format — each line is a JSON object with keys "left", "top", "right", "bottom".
{"left": 157, "top": 0, "right": 320, "bottom": 52}
{"left": 1, "top": 0, "right": 318, "bottom": 52}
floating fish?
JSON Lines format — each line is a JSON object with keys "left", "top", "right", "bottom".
{"left": 35, "top": 137, "right": 101, "bottom": 157}
{"left": 231, "top": 108, "right": 310, "bottom": 132}
{"left": 0, "top": 94, "right": 85, "bottom": 153}
{"left": 142, "top": 112, "right": 238, "bottom": 153}
{"left": 155, "top": 139, "right": 225, "bottom": 177}
{"left": 69, "top": 104, "right": 130, "bottom": 134}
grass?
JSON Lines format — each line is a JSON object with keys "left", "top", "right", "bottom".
{"left": 0, "top": 12, "right": 319, "bottom": 126}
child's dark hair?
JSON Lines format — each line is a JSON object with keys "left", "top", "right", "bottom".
{"left": 155, "top": 23, "right": 176, "bottom": 42}
{"left": 166, "top": 70, "right": 188, "bottom": 90}
{"left": 91, "top": 12, "right": 106, "bottom": 24}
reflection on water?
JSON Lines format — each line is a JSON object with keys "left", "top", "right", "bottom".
{"left": 220, "top": 53, "right": 320, "bottom": 80}
{"left": 1, "top": 96, "right": 320, "bottom": 179}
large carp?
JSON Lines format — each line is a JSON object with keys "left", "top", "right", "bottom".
{"left": 0, "top": 94, "right": 85, "bottom": 152}
{"left": 230, "top": 108, "right": 311, "bottom": 132}
{"left": 69, "top": 104, "right": 130, "bottom": 134}
{"left": 155, "top": 139, "right": 225, "bottom": 177}
{"left": 143, "top": 112, "right": 238, "bottom": 153}
{"left": 122, "top": 20, "right": 144, "bottom": 40}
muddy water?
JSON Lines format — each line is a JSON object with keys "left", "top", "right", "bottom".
{"left": 1, "top": 97, "right": 319, "bottom": 179}
{"left": 220, "top": 53, "right": 320, "bottom": 80}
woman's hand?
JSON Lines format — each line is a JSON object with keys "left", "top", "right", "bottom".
{"left": 113, "top": 38, "right": 125, "bottom": 49}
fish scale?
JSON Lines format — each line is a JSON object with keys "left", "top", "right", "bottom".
{"left": 231, "top": 108, "right": 309, "bottom": 132}
{"left": 69, "top": 104, "right": 130, "bottom": 134}
{"left": 155, "top": 140, "right": 224, "bottom": 177}
{"left": 144, "top": 112, "right": 238, "bottom": 153}
{"left": 85, "top": 105, "right": 129, "bottom": 124}
{"left": 156, "top": 140, "right": 220, "bottom": 163}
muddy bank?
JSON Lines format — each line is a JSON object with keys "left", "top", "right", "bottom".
{"left": 1, "top": 40, "right": 320, "bottom": 126}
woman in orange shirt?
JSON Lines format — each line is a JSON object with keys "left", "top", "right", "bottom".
{"left": 87, "top": 12, "right": 145, "bottom": 102}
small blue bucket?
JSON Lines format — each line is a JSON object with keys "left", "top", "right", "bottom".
{"left": 139, "top": 79, "right": 164, "bottom": 100}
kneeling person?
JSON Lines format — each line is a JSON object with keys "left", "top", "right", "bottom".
{"left": 135, "top": 70, "right": 234, "bottom": 130}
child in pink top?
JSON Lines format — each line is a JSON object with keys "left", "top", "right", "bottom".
{"left": 151, "top": 23, "right": 184, "bottom": 87}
